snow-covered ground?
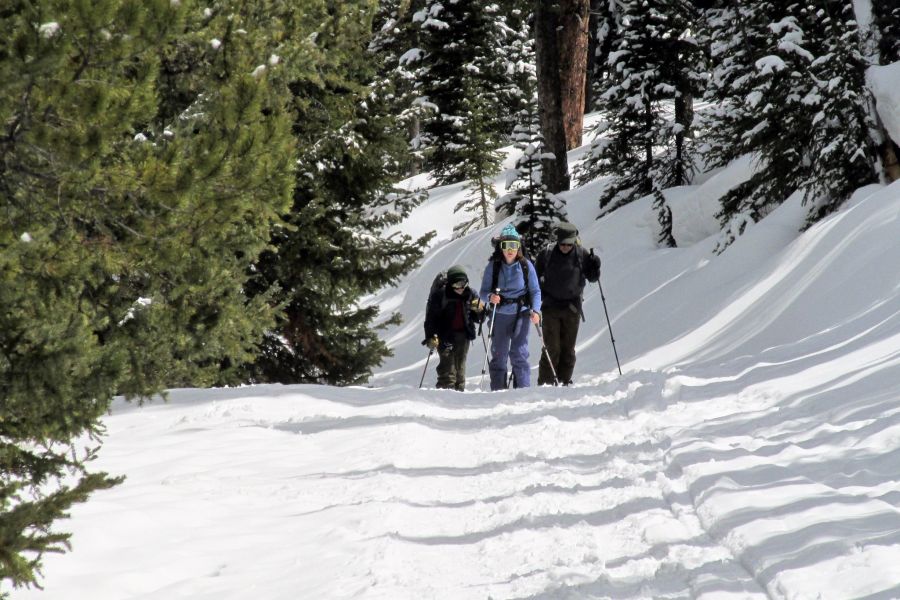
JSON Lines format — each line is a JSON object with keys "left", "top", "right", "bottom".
{"left": 13, "top": 133, "right": 900, "bottom": 598}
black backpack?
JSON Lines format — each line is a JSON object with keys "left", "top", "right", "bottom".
{"left": 536, "top": 242, "right": 588, "bottom": 320}
{"left": 430, "top": 270, "right": 448, "bottom": 295}
{"left": 536, "top": 242, "right": 587, "bottom": 289}
{"left": 427, "top": 270, "right": 455, "bottom": 311}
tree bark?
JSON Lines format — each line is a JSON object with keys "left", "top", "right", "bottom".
{"left": 584, "top": 0, "right": 601, "bottom": 112}
{"left": 558, "top": 0, "right": 590, "bottom": 149}
{"left": 535, "top": 0, "right": 570, "bottom": 193}
{"left": 674, "top": 88, "right": 694, "bottom": 186}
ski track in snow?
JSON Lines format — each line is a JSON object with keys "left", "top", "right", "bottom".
{"left": 308, "top": 374, "right": 771, "bottom": 600}
{"left": 19, "top": 353, "right": 900, "bottom": 599}
{"left": 70, "top": 372, "right": 778, "bottom": 600}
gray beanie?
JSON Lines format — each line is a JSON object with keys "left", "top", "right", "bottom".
{"left": 555, "top": 222, "right": 578, "bottom": 245}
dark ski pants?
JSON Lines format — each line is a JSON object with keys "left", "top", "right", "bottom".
{"left": 488, "top": 311, "right": 531, "bottom": 390}
{"left": 538, "top": 305, "right": 581, "bottom": 385}
{"left": 436, "top": 331, "right": 470, "bottom": 391}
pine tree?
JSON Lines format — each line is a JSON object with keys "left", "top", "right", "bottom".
{"left": 246, "top": 0, "right": 433, "bottom": 385}
{"left": 702, "top": 1, "right": 878, "bottom": 250}
{"left": 801, "top": 1, "right": 879, "bottom": 223}
{"left": 1, "top": 0, "right": 296, "bottom": 591}
{"left": 370, "top": 0, "right": 430, "bottom": 175}
{"left": 373, "top": 0, "right": 529, "bottom": 179}
{"left": 495, "top": 0, "right": 535, "bottom": 140}
{"left": 453, "top": 87, "right": 504, "bottom": 237}
{"left": 577, "top": 0, "right": 703, "bottom": 245}
{"left": 654, "top": 190, "right": 677, "bottom": 248}
{"left": 130, "top": 0, "right": 299, "bottom": 389}
{"left": 705, "top": 3, "right": 818, "bottom": 248}
{"left": 586, "top": 0, "right": 622, "bottom": 112}
{"left": 414, "top": 0, "right": 509, "bottom": 185}
{"left": 699, "top": 4, "right": 776, "bottom": 170}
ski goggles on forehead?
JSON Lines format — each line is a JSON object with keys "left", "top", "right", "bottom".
{"left": 499, "top": 240, "right": 520, "bottom": 251}
{"left": 451, "top": 280, "right": 468, "bottom": 289}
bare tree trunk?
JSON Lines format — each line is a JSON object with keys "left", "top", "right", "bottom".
{"left": 535, "top": 0, "right": 570, "bottom": 193}
{"left": 584, "top": 0, "right": 601, "bottom": 117}
{"left": 558, "top": 0, "right": 590, "bottom": 149}
{"left": 674, "top": 88, "right": 694, "bottom": 186}
{"left": 644, "top": 101, "right": 653, "bottom": 193}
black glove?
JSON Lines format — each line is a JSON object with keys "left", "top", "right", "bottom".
{"left": 587, "top": 250, "right": 601, "bottom": 279}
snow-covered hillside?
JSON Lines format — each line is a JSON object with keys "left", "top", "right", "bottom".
{"left": 13, "top": 142, "right": 900, "bottom": 598}
{"left": 373, "top": 154, "right": 900, "bottom": 394}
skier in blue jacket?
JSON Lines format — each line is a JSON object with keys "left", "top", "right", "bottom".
{"left": 479, "top": 224, "right": 542, "bottom": 390}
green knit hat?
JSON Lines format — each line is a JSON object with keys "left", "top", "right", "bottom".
{"left": 446, "top": 265, "right": 468, "bottom": 284}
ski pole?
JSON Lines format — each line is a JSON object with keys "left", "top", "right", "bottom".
{"left": 419, "top": 336, "right": 437, "bottom": 388}
{"left": 593, "top": 249, "right": 622, "bottom": 376}
{"left": 476, "top": 312, "right": 489, "bottom": 391}
{"left": 533, "top": 319, "right": 559, "bottom": 386}
{"left": 479, "top": 288, "right": 500, "bottom": 389}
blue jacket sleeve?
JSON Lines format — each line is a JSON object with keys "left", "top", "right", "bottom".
{"left": 527, "top": 259, "right": 542, "bottom": 313}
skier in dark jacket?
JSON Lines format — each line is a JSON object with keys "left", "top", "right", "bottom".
{"left": 423, "top": 265, "right": 485, "bottom": 391}
{"left": 534, "top": 222, "right": 601, "bottom": 386}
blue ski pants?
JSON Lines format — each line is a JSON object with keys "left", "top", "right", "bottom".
{"left": 488, "top": 311, "right": 531, "bottom": 390}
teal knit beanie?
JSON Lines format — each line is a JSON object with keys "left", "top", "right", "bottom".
{"left": 499, "top": 224, "right": 520, "bottom": 241}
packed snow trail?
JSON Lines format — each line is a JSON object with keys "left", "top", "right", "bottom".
{"left": 17, "top": 345, "right": 900, "bottom": 599}
{"left": 299, "top": 373, "right": 768, "bottom": 599}
{"left": 17, "top": 372, "right": 766, "bottom": 600}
